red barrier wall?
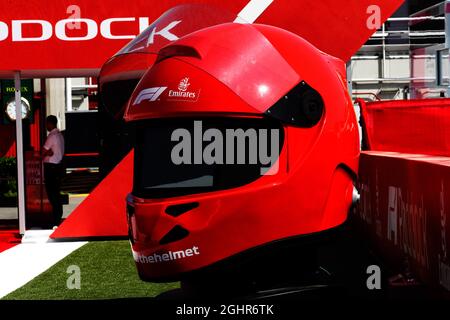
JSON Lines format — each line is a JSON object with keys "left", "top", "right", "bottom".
{"left": 357, "top": 151, "right": 450, "bottom": 291}
{"left": 357, "top": 98, "right": 450, "bottom": 157}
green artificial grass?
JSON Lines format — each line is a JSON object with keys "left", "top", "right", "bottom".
{"left": 3, "top": 241, "right": 179, "bottom": 300}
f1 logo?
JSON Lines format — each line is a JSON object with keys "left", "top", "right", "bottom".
{"left": 133, "top": 87, "right": 167, "bottom": 105}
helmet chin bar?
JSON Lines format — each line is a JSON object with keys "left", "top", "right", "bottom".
{"left": 166, "top": 224, "right": 349, "bottom": 300}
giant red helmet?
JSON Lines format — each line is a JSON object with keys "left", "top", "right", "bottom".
{"left": 124, "top": 22, "right": 360, "bottom": 284}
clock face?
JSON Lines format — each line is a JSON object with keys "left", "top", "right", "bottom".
{"left": 5, "top": 98, "right": 31, "bottom": 121}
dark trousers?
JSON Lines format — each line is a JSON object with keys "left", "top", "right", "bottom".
{"left": 44, "top": 163, "right": 63, "bottom": 226}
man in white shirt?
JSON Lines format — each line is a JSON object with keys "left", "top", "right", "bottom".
{"left": 42, "top": 115, "right": 65, "bottom": 226}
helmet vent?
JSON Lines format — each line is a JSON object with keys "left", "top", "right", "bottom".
{"left": 156, "top": 45, "right": 201, "bottom": 64}
{"left": 165, "top": 202, "right": 199, "bottom": 217}
{"left": 159, "top": 225, "right": 189, "bottom": 245}
{"left": 265, "top": 81, "right": 324, "bottom": 127}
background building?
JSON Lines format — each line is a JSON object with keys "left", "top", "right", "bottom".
{"left": 351, "top": 0, "right": 447, "bottom": 101}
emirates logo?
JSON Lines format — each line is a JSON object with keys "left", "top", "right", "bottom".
{"left": 178, "top": 77, "right": 190, "bottom": 92}
{"left": 168, "top": 77, "right": 200, "bottom": 102}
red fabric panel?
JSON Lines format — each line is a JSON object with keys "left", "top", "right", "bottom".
{"left": 0, "top": 230, "right": 20, "bottom": 253}
{"left": 0, "top": 0, "right": 403, "bottom": 76}
{"left": 0, "top": 106, "right": 41, "bottom": 157}
{"left": 0, "top": 243, "right": 17, "bottom": 253}
{"left": 356, "top": 151, "right": 450, "bottom": 290}
{"left": 358, "top": 98, "right": 450, "bottom": 157}
{"left": 50, "top": 151, "right": 133, "bottom": 239}
{"left": 0, "top": 124, "right": 16, "bottom": 157}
